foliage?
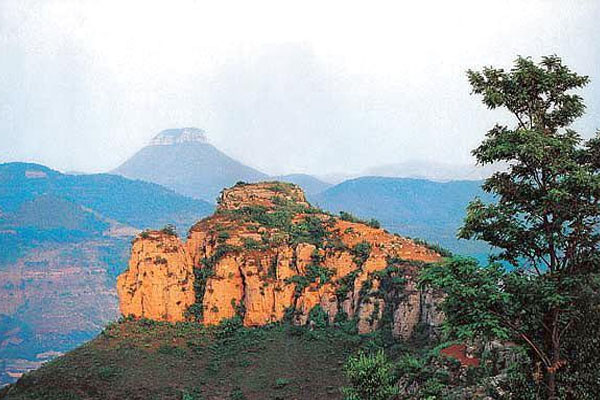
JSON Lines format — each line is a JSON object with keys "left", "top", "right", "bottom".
{"left": 3, "top": 319, "right": 368, "bottom": 400}
{"left": 335, "top": 270, "right": 361, "bottom": 301}
{"left": 419, "top": 257, "right": 513, "bottom": 341}
{"left": 422, "top": 55, "right": 600, "bottom": 399}
{"left": 341, "top": 350, "right": 399, "bottom": 400}
{"left": 305, "top": 264, "right": 334, "bottom": 286}
{"left": 307, "top": 305, "right": 329, "bottom": 329}
{"left": 411, "top": 238, "right": 453, "bottom": 258}
{"left": 338, "top": 211, "right": 381, "bottom": 229}
{"left": 339, "top": 211, "right": 361, "bottom": 223}
{"left": 352, "top": 241, "right": 372, "bottom": 266}
{"left": 217, "top": 230, "right": 230, "bottom": 243}
{"left": 241, "top": 237, "right": 262, "bottom": 250}
{"left": 289, "top": 216, "right": 328, "bottom": 246}
{"left": 160, "top": 224, "right": 177, "bottom": 236}
{"left": 367, "top": 219, "right": 381, "bottom": 229}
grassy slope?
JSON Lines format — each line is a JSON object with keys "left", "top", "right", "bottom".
{"left": 1, "top": 320, "right": 370, "bottom": 400}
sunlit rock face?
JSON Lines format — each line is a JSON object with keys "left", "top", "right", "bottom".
{"left": 117, "top": 182, "right": 444, "bottom": 338}
{"left": 116, "top": 231, "right": 195, "bottom": 322}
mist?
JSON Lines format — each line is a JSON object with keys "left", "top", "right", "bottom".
{"left": 1, "top": 0, "right": 599, "bottom": 175}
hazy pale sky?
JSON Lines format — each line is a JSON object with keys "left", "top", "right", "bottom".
{"left": 1, "top": 0, "right": 599, "bottom": 175}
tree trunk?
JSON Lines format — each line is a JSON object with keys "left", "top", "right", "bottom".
{"left": 545, "top": 309, "right": 561, "bottom": 400}
{"left": 547, "top": 370, "right": 557, "bottom": 400}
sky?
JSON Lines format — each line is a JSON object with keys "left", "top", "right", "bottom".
{"left": 1, "top": 0, "right": 599, "bottom": 176}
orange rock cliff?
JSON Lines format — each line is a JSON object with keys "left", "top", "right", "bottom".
{"left": 117, "top": 182, "right": 445, "bottom": 338}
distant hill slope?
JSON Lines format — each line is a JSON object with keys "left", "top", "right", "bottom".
{"left": 362, "top": 160, "right": 502, "bottom": 182}
{"left": 273, "top": 173, "right": 332, "bottom": 194}
{"left": 0, "top": 162, "right": 213, "bottom": 230}
{"left": 312, "top": 176, "right": 493, "bottom": 258}
{"left": 0, "top": 162, "right": 213, "bottom": 386}
{"left": 113, "top": 128, "right": 268, "bottom": 202}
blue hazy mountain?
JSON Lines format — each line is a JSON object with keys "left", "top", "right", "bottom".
{"left": 274, "top": 173, "right": 332, "bottom": 195}
{"left": 0, "top": 162, "right": 213, "bottom": 231}
{"left": 113, "top": 128, "right": 269, "bottom": 202}
{"left": 311, "top": 176, "right": 493, "bottom": 258}
{"left": 0, "top": 162, "right": 214, "bottom": 385}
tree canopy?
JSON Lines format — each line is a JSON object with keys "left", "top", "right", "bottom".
{"left": 421, "top": 55, "right": 600, "bottom": 400}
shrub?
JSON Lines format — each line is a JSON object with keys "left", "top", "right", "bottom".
{"left": 217, "top": 315, "right": 244, "bottom": 339}
{"left": 242, "top": 237, "right": 262, "bottom": 250}
{"left": 411, "top": 238, "right": 452, "bottom": 258}
{"left": 352, "top": 241, "right": 372, "bottom": 266}
{"left": 229, "top": 387, "right": 247, "bottom": 400}
{"left": 339, "top": 211, "right": 360, "bottom": 223}
{"left": 305, "top": 264, "right": 334, "bottom": 286}
{"left": 274, "top": 377, "right": 291, "bottom": 388}
{"left": 367, "top": 219, "right": 381, "bottom": 229}
{"left": 335, "top": 270, "right": 360, "bottom": 301}
{"left": 160, "top": 224, "right": 177, "bottom": 236}
{"left": 307, "top": 305, "right": 329, "bottom": 329}
{"left": 289, "top": 216, "right": 328, "bottom": 246}
{"left": 341, "top": 350, "right": 399, "bottom": 400}
{"left": 217, "top": 231, "right": 230, "bottom": 243}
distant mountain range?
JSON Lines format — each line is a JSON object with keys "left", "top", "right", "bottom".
{"left": 112, "top": 127, "right": 498, "bottom": 203}
{"left": 363, "top": 160, "right": 502, "bottom": 182}
{"left": 0, "top": 162, "right": 213, "bottom": 385}
{"left": 273, "top": 174, "right": 332, "bottom": 195}
{"left": 311, "top": 176, "right": 494, "bottom": 259}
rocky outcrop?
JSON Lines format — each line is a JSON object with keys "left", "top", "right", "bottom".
{"left": 116, "top": 231, "right": 195, "bottom": 322}
{"left": 117, "top": 182, "right": 445, "bottom": 339}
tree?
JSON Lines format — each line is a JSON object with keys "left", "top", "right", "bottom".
{"left": 341, "top": 350, "right": 399, "bottom": 400}
{"left": 422, "top": 56, "right": 600, "bottom": 399}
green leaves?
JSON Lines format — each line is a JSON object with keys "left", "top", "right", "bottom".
{"left": 467, "top": 55, "right": 589, "bottom": 131}
{"left": 464, "top": 55, "right": 600, "bottom": 275}
{"left": 341, "top": 350, "right": 399, "bottom": 400}
{"left": 451, "top": 55, "right": 600, "bottom": 397}
{"left": 420, "top": 258, "right": 512, "bottom": 341}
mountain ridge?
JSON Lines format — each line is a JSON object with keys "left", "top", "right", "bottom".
{"left": 312, "top": 176, "right": 493, "bottom": 259}
{"left": 0, "top": 162, "right": 214, "bottom": 386}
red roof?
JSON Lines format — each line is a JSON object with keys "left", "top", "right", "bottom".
{"left": 440, "top": 344, "right": 480, "bottom": 367}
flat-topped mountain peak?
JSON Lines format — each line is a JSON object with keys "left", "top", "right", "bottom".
{"left": 149, "top": 127, "right": 208, "bottom": 146}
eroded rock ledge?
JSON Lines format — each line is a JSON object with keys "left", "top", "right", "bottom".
{"left": 117, "top": 182, "right": 444, "bottom": 339}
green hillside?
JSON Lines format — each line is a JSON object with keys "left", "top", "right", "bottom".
{"left": 0, "top": 320, "right": 365, "bottom": 400}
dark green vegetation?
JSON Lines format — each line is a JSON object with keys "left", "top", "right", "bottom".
{"left": 341, "top": 350, "right": 399, "bottom": 400}
{"left": 311, "top": 177, "right": 492, "bottom": 261}
{"left": 0, "top": 162, "right": 213, "bottom": 386}
{"left": 0, "top": 314, "right": 509, "bottom": 399}
{"left": 421, "top": 56, "right": 600, "bottom": 399}
{"left": 0, "top": 319, "right": 366, "bottom": 400}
